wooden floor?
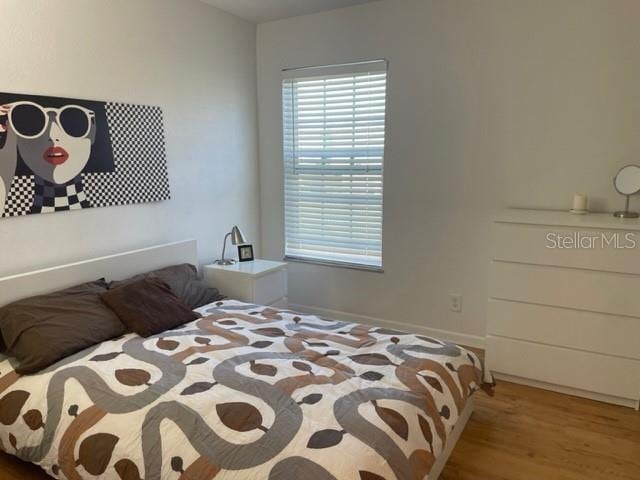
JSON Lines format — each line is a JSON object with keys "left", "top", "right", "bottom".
{"left": 0, "top": 381, "right": 638, "bottom": 480}
{"left": 442, "top": 381, "right": 640, "bottom": 479}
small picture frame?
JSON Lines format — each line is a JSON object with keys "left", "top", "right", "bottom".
{"left": 238, "top": 244, "right": 255, "bottom": 262}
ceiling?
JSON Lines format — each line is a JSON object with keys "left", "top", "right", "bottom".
{"left": 200, "top": 0, "right": 378, "bottom": 24}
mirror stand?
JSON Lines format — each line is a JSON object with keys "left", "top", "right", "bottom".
{"left": 613, "top": 195, "right": 639, "bottom": 218}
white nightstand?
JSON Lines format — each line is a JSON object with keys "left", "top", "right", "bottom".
{"left": 203, "top": 260, "right": 288, "bottom": 306}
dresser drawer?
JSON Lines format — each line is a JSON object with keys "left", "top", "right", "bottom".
{"left": 488, "top": 299, "right": 640, "bottom": 359}
{"left": 486, "top": 336, "right": 640, "bottom": 401}
{"left": 490, "top": 261, "right": 640, "bottom": 318}
{"left": 492, "top": 222, "right": 640, "bottom": 275}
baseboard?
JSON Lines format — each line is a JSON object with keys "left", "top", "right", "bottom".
{"left": 287, "top": 303, "right": 486, "bottom": 349}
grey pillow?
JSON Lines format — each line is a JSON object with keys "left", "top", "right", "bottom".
{"left": 110, "top": 264, "right": 222, "bottom": 309}
{"left": 0, "top": 280, "right": 126, "bottom": 374}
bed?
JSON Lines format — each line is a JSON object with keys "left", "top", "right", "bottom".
{"left": 0, "top": 240, "right": 491, "bottom": 480}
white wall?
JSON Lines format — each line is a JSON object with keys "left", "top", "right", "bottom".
{"left": 0, "top": 0, "right": 259, "bottom": 276}
{"left": 257, "top": 0, "right": 640, "bottom": 341}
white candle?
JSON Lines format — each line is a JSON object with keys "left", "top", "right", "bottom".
{"left": 572, "top": 193, "right": 588, "bottom": 211}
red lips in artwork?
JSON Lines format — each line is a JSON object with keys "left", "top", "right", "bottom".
{"left": 43, "top": 146, "right": 69, "bottom": 165}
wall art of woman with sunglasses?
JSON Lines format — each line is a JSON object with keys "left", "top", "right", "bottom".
{"left": 0, "top": 97, "right": 112, "bottom": 216}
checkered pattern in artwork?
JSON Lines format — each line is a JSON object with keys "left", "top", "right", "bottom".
{"left": 30, "top": 176, "right": 90, "bottom": 214}
{"left": 83, "top": 102, "right": 170, "bottom": 207}
{"left": 2, "top": 176, "right": 34, "bottom": 217}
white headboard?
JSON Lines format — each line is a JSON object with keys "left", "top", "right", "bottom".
{"left": 0, "top": 240, "right": 198, "bottom": 307}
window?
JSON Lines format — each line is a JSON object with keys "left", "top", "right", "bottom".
{"left": 282, "top": 60, "right": 387, "bottom": 270}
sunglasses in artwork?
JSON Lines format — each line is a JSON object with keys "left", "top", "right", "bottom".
{"left": 2, "top": 101, "right": 95, "bottom": 139}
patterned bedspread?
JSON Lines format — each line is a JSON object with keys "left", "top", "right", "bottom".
{"left": 0, "top": 300, "right": 490, "bottom": 480}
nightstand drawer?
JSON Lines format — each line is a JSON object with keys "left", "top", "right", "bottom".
{"left": 203, "top": 260, "right": 288, "bottom": 306}
{"left": 253, "top": 269, "right": 287, "bottom": 305}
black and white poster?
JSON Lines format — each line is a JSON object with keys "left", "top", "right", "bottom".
{"left": 0, "top": 92, "right": 170, "bottom": 218}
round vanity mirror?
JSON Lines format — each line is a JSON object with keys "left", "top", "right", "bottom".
{"left": 613, "top": 165, "right": 640, "bottom": 218}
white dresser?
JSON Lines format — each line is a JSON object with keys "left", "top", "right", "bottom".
{"left": 487, "top": 209, "right": 640, "bottom": 409}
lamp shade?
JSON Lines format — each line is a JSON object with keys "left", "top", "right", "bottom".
{"left": 230, "top": 226, "right": 247, "bottom": 245}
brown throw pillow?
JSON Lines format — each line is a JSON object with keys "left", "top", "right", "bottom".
{"left": 0, "top": 280, "right": 126, "bottom": 374}
{"left": 109, "top": 264, "right": 222, "bottom": 309}
{"left": 100, "top": 277, "right": 198, "bottom": 337}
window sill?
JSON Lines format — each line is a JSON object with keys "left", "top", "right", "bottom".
{"left": 284, "top": 255, "right": 384, "bottom": 273}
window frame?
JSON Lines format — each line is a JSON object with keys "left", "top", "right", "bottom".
{"left": 281, "top": 60, "right": 388, "bottom": 272}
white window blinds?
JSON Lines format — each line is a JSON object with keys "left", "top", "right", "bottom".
{"left": 282, "top": 60, "right": 387, "bottom": 269}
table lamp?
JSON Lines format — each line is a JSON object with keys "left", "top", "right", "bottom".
{"left": 214, "top": 226, "right": 247, "bottom": 265}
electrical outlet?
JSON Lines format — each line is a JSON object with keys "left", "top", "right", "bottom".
{"left": 449, "top": 294, "right": 462, "bottom": 313}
